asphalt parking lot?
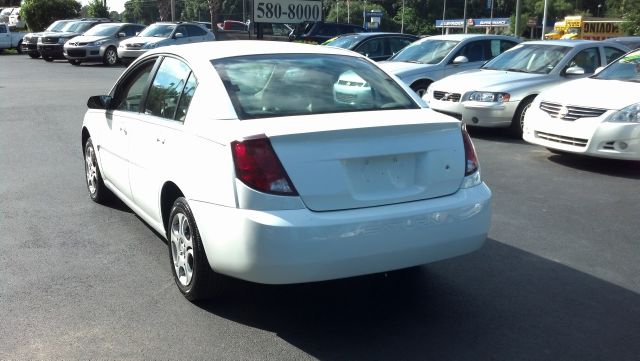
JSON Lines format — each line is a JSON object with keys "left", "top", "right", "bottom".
{"left": 1, "top": 53, "right": 639, "bottom": 360}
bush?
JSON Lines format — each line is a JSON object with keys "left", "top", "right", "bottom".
{"left": 21, "top": 0, "right": 81, "bottom": 32}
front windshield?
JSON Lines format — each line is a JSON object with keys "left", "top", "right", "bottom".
{"left": 138, "top": 24, "right": 175, "bottom": 37}
{"left": 46, "top": 20, "right": 71, "bottom": 32}
{"left": 212, "top": 54, "right": 419, "bottom": 120}
{"left": 482, "top": 44, "right": 570, "bottom": 74}
{"left": 390, "top": 39, "right": 458, "bottom": 64}
{"left": 594, "top": 50, "right": 640, "bottom": 82}
{"left": 64, "top": 22, "right": 93, "bottom": 33}
{"left": 324, "top": 35, "right": 361, "bottom": 49}
{"left": 60, "top": 21, "right": 81, "bottom": 32}
{"left": 83, "top": 24, "right": 120, "bottom": 36}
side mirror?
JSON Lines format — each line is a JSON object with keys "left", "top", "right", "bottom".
{"left": 117, "top": 32, "right": 126, "bottom": 38}
{"left": 87, "top": 95, "right": 113, "bottom": 109}
{"left": 565, "top": 66, "right": 585, "bottom": 76}
{"left": 594, "top": 66, "right": 605, "bottom": 74}
{"left": 453, "top": 55, "right": 469, "bottom": 64}
{"left": 174, "top": 32, "right": 184, "bottom": 39}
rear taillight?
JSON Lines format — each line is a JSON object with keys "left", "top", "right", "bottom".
{"left": 461, "top": 125, "right": 479, "bottom": 176}
{"left": 231, "top": 136, "right": 298, "bottom": 196}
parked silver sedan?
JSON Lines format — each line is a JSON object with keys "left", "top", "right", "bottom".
{"left": 64, "top": 23, "right": 146, "bottom": 66}
{"left": 424, "top": 40, "right": 630, "bottom": 136}
{"left": 378, "top": 34, "right": 521, "bottom": 96}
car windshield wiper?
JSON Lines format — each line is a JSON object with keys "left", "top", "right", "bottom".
{"left": 403, "top": 60, "right": 424, "bottom": 64}
{"left": 504, "top": 68, "right": 529, "bottom": 73}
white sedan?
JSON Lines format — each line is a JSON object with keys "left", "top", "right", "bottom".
{"left": 82, "top": 41, "right": 492, "bottom": 300}
{"left": 523, "top": 50, "right": 640, "bottom": 160}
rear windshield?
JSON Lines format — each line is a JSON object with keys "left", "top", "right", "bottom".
{"left": 212, "top": 54, "right": 419, "bottom": 120}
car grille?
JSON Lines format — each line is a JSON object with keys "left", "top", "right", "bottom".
{"left": 433, "top": 91, "right": 461, "bottom": 102}
{"left": 68, "top": 41, "right": 90, "bottom": 46}
{"left": 335, "top": 92, "right": 357, "bottom": 103}
{"left": 536, "top": 131, "right": 588, "bottom": 147}
{"left": 539, "top": 101, "right": 607, "bottom": 121}
{"left": 67, "top": 49, "right": 86, "bottom": 57}
{"left": 126, "top": 43, "right": 145, "bottom": 49}
{"left": 42, "top": 37, "right": 59, "bottom": 44}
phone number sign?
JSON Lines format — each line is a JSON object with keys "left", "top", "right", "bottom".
{"left": 254, "top": 0, "right": 323, "bottom": 24}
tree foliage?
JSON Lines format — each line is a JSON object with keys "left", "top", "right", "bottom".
{"left": 21, "top": 0, "right": 81, "bottom": 31}
{"left": 122, "top": 0, "right": 159, "bottom": 24}
{"left": 87, "top": 0, "right": 110, "bottom": 18}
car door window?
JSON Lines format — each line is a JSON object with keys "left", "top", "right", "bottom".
{"left": 604, "top": 46, "right": 625, "bottom": 64}
{"left": 389, "top": 37, "right": 413, "bottom": 56}
{"left": 113, "top": 60, "right": 156, "bottom": 112}
{"left": 122, "top": 25, "right": 137, "bottom": 37}
{"left": 175, "top": 25, "right": 187, "bottom": 37}
{"left": 187, "top": 25, "right": 207, "bottom": 37}
{"left": 489, "top": 39, "right": 517, "bottom": 58}
{"left": 568, "top": 47, "right": 600, "bottom": 74}
{"left": 356, "top": 38, "right": 384, "bottom": 58}
{"left": 144, "top": 57, "right": 193, "bottom": 121}
{"left": 318, "top": 24, "right": 336, "bottom": 36}
{"left": 0, "top": 24, "right": 6, "bottom": 33}
{"left": 454, "top": 40, "right": 487, "bottom": 62}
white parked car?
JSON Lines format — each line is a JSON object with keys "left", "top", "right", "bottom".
{"left": 378, "top": 34, "right": 521, "bottom": 96}
{"left": 523, "top": 50, "right": 640, "bottom": 160}
{"left": 117, "top": 22, "right": 214, "bottom": 64}
{"left": 82, "top": 41, "right": 492, "bottom": 300}
{"left": 424, "top": 40, "right": 630, "bottom": 136}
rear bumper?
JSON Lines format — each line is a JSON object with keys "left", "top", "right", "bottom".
{"left": 190, "top": 183, "right": 492, "bottom": 284}
{"left": 117, "top": 48, "right": 147, "bottom": 61}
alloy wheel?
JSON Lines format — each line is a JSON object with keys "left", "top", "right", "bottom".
{"left": 171, "top": 212, "right": 194, "bottom": 287}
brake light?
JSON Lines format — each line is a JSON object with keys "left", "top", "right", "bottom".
{"left": 461, "top": 125, "right": 479, "bottom": 176}
{"left": 231, "top": 136, "right": 298, "bottom": 196}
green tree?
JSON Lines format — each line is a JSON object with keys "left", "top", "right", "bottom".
{"left": 21, "top": 0, "right": 81, "bottom": 31}
{"left": 87, "top": 0, "right": 110, "bottom": 18}
{"left": 122, "top": 0, "right": 159, "bottom": 24}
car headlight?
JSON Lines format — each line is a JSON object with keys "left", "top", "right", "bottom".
{"left": 91, "top": 40, "right": 107, "bottom": 46}
{"left": 58, "top": 38, "right": 68, "bottom": 44}
{"left": 37, "top": 37, "right": 43, "bottom": 44}
{"left": 142, "top": 42, "right": 158, "bottom": 49}
{"left": 468, "top": 92, "right": 510, "bottom": 103}
{"left": 605, "top": 103, "right": 640, "bottom": 123}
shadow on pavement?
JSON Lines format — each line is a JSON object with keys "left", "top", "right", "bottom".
{"left": 466, "top": 126, "right": 525, "bottom": 144}
{"left": 199, "top": 239, "right": 640, "bottom": 360}
{"left": 546, "top": 153, "right": 640, "bottom": 180}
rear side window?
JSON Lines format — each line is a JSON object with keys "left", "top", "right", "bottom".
{"left": 0, "top": 25, "right": 6, "bottom": 33}
{"left": 212, "top": 54, "right": 419, "bottom": 120}
{"left": 389, "top": 37, "right": 413, "bottom": 55}
{"left": 317, "top": 24, "right": 336, "bottom": 36}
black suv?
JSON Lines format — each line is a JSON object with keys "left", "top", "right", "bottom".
{"left": 38, "top": 18, "right": 110, "bottom": 61}
{"left": 289, "top": 21, "right": 366, "bottom": 44}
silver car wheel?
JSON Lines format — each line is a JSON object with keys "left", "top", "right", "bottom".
{"left": 105, "top": 48, "right": 117, "bottom": 65}
{"left": 85, "top": 144, "right": 98, "bottom": 196}
{"left": 171, "top": 212, "right": 194, "bottom": 287}
{"left": 519, "top": 102, "right": 532, "bottom": 131}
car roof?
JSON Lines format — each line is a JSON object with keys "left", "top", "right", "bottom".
{"left": 523, "top": 39, "right": 603, "bottom": 47}
{"left": 337, "top": 32, "right": 418, "bottom": 38}
{"left": 148, "top": 40, "right": 362, "bottom": 62}
{"left": 423, "top": 34, "right": 515, "bottom": 41}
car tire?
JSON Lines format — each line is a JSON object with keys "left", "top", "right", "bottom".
{"left": 510, "top": 96, "right": 535, "bottom": 138}
{"left": 68, "top": 59, "right": 81, "bottom": 65}
{"left": 28, "top": 52, "right": 40, "bottom": 59}
{"left": 103, "top": 46, "right": 118, "bottom": 66}
{"left": 43, "top": 56, "right": 54, "bottom": 62}
{"left": 410, "top": 80, "right": 432, "bottom": 98}
{"left": 16, "top": 40, "right": 22, "bottom": 54}
{"left": 84, "top": 137, "right": 112, "bottom": 204}
{"left": 168, "top": 197, "right": 216, "bottom": 301}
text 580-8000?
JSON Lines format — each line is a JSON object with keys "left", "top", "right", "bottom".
{"left": 255, "top": 1, "right": 321, "bottom": 23}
